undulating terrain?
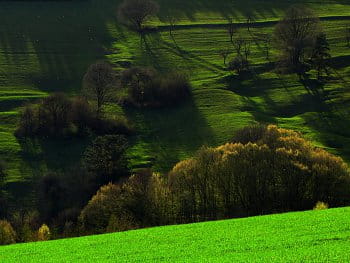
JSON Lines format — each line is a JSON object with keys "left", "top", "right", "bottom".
{"left": 0, "top": 0, "right": 350, "bottom": 210}
{"left": 1, "top": 207, "right": 350, "bottom": 262}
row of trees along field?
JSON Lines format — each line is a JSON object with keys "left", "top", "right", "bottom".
{"left": 1, "top": 125, "right": 350, "bottom": 243}
{"left": 1, "top": 0, "right": 350, "bottom": 244}
{"left": 79, "top": 125, "right": 350, "bottom": 234}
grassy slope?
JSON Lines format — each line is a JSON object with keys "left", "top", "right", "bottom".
{"left": 1, "top": 207, "right": 350, "bottom": 262}
{"left": 0, "top": 0, "right": 350, "bottom": 208}
{"left": 117, "top": 19, "right": 350, "bottom": 171}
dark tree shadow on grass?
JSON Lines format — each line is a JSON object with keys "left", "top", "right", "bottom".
{"left": 0, "top": 0, "right": 116, "bottom": 94}
{"left": 18, "top": 137, "right": 90, "bottom": 175}
{"left": 137, "top": 30, "right": 224, "bottom": 76}
{"left": 123, "top": 99, "right": 216, "bottom": 172}
{"left": 2, "top": 180, "right": 36, "bottom": 213}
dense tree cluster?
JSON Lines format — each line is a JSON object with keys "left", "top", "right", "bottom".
{"left": 15, "top": 94, "right": 132, "bottom": 138}
{"left": 221, "top": 5, "right": 332, "bottom": 78}
{"left": 167, "top": 125, "right": 350, "bottom": 221}
{"left": 121, "top": 67, "right": 191, "bottom": 107}
{"left": 78, "top": 125, "right": 350, "bottom": 234}
{"left": 274, "top": 5, "right": 321, "bottom": 73}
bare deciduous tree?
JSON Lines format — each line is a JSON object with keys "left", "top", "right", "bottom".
{"left": 83, "top": 62, "right": 115, "bottom": 116}
{"left": 274, "top": 5, "right": 321, "bottom": 73}
{"left": 228, "top": 55, "right": 249, "bottom": 75}
{"left": 219, "top": 49, "right": 231, "bottom": 66}
{"left": 246, "top": 13, "right": 256, "bottom": 33}
{"left": 118, "top": 0, "right": 159, "bottom": 32}
{"left": 311, "top": 33, "right": 331, "bottom": 79}
{"left": 254, "top": 33, "right": 271, "bottom": 60}
{"left": 39, "top": 93, "right": 71, "bottom": 133}
{"left": 243, "top": 40, "right": 251, "bottom": 61}
{"left": 346, "top": 27, "right": 350, "bottom": 47}
{"left": 166, "top": 14, "right": 179, "bottom": 42}
{"left": 233, "top": 35, "right": 244, "bottom": 56}
{"left": 18, "top": 105, "right": 37, "bottom": 137}
{"left": 227, "top": 18, "right": 236, "bottom": 45}
{"left": 257, "top": 33, "right": 271, "bottom": 60}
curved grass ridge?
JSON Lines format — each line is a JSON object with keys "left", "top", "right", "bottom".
{"left": 1, "top": 207, "right": 350, "bottom": 262}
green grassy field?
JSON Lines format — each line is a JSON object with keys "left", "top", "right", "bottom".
{"left": 1, "top": 0, "right": 350, "bottom": 209}
{"left": 1, "top": 207, "right": 350, "bottom": 262}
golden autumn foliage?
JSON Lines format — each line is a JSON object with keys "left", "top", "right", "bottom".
{"left": 79, "top": 125, "right": 350, "bottom": 234}
{"left": 37, "top": 224, "right": 51, "bottom": 241}
{"left": 79, "top": 171, "right": 153, "bottom": 234}
{"left": 168, "top": 125, "right": 350, "bottom": 222}
{"left": 0, "top": 220, "right": 16, "bottom": 245}
{"left": 313, "top": 201, "right": 329, "bottom": 210}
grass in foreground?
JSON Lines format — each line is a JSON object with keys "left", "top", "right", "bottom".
{"left": 1, "top": 207, "right": 350, "bottom": 262}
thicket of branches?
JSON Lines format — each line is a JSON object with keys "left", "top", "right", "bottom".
{"left": 15, "top": 94, "right": 133, "bottom": 138}
{"left": 78, "top": 125, "right": 350, "bottom": 234}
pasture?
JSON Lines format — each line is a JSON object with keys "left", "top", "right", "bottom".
{"left": 1, "top": 207, "right": 350, "bottom": 262}
{"left": 0, "top": 0, "right": 350, "bottom": 210}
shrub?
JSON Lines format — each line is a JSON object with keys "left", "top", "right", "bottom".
{"left": 83, "top": 62, "right": 116, "bottom": 116}
{"left": 121, "top": 67, "right": 191, "bottom": 108}
{"left": 313, "top": 201, "right": 329, "bottom": 210}
{"left": 89, "top": 116, "right": 134, "bottom": 136}
{"left": 37, "top": 224, "right": 51, "bottom": 241}
{"left": 231, "top": 124, "right": 267, "bottom": 144}
{"left": 106, "top": 214, "right": 139, "bottom": 233}
{"left": 70, "top": 97, "right": 94, "bottom": 134}
{"left": 79, "top": 183, "right": 126, "bottom": 234}
{"left": 15, "top": 105, "right": 37, "bottom": 137}
{"left": 121, "top": 66, "right": 157, "bottom": 106}
{"left": 79, "top": 172, "right": 154, "bottom": 234}
{"left": 83, "top": 135, "right": 130, "bottom": 187}
{"left": 15, "top": 94, "right": 72, "bottom": 138}
{"left": 0, "top": 220, "right": 16, "bottom": 245}
{"left": 15, "top": 94, "right": 133, "bottom": 138}
{"left": 10, "top": 211, "right": 40, "bottom": 243}
{"left": 157, "top": 72, "right": 191, "bottom": 106}
{"left": 228, "top": 55, "right": 249, "bottom": 75}
{"left": 39, "top": 93, "right": 71, "bottom": 134}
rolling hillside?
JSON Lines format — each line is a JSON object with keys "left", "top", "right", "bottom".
{"left": 1, "top": 207, "right": 350, "bottom": 262}
{"left": 0, "top": 0, "right": 350, "bottom": 210}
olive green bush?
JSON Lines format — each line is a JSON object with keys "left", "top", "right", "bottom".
{"left": 167, "top": 125, "right": 350, "bottom": 222}
{"left": 15, "top": 94, "right": 133, "bottom": 138}
{"left": 79, "top": 125, "right": 350, "bottom": 235}
{"left": 0, "top": 220, "right": 16, "bottom": 245}
{"left": 121, "top": 67, "right": 191, "bottom": 108}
